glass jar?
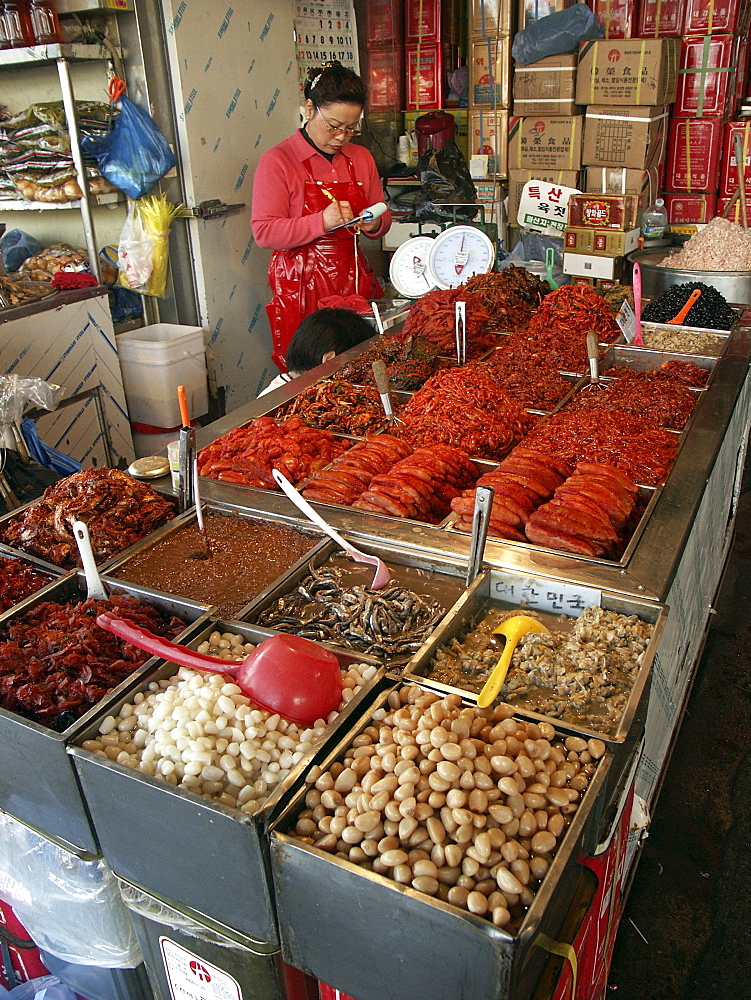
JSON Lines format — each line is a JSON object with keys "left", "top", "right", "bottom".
{"left": 29, "top": 0, "right": 60, "bottom": 43}
{"left": 3, "top": 1, "right": 34, "bottom": 46}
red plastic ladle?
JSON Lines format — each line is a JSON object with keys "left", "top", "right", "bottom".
{"left": 96, "top": 613, "right": 343, "bottom": 727}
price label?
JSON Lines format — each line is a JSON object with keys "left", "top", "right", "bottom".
{"left": 491, "top": 577, "right": 601, "bottom": 615}
{"left": 160, "top": 937, "right": 241, "bottom": 1000}
{"left": 617, "top": 299, "right": 636, "bottom": 343}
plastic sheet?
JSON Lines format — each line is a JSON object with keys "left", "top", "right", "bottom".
{"left": 81, "top": 96, "right": 176, "bottom": 201}
{"left": 0, "top": 377, "right": 64, "bottom": 430}
{"left": 119, "top": 882, "right": 272, "bottom": 955}
{"left": 512, "top": 4, "right": 604, "bottom": 65}
{"left": 0, "top": 975, "right": 78, "bottom": 1000}
{"left": 0, "top": 814, "right": 142, "bottom": 969}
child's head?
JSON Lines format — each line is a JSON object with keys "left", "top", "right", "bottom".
{"left": 285, "top": 308, "right": 374, "bottom": 376}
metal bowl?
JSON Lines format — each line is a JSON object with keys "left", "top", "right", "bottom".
{"left": 627, "top": 248, "right": 751, "bottom": 306}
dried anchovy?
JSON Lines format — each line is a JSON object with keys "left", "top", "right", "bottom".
{"left": 257, "top": 562, "right": 444, "bottom": 659}
{"left": 428, "top": 606, "right": 654, "bottom": 736}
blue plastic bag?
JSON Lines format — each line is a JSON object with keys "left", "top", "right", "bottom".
{"left": 81, "top": 96, "right": 176, "bottom": 200}
{"left": 512, "top": 3, "right": 604, "bottom": 65}
{"left": 0, "top": 230, "right": 43, "bottom": 272}
{"left": 0, "top": 975, "right": 78, "bottom": 1000}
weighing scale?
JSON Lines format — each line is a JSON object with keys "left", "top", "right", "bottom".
{"left": 388, "top": 224, "right": 496, "bottom": 297}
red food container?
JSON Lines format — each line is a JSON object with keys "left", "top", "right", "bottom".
{"left": 665, "top": 117, "right": 724, "bottom": 192}
{"left": 364, "top": 0, "right": 402, "bottom": 40}
{"left": 589, "top": 0, "right": 637, "bottom": 37}
{"left": 719, "top": 120, "right": 751, "bottom": 198}
{"left": 405, "top": 42, "right": 445, "bottom": 110}
{"left": 717, "top": 194, "right": 746, "bottom": 224}
{"left": 637, "top": 0, "right": 683, "bottom": 35}
{"left": 683, "top": 0, "right": 750, "bottom": 34}
{"left": 664, "top": 192, "right": 718, "bottom": 223}
{"left": 405, "top": 0, "right": 440, "bottom": 40}
{"left": 0, "top": 901, "right": 50, "bottom": 990}
{"left": 674, "top": 34, "right": 738, "bottom": 118}
{"left": 365, "top": 43, "right": 404, "bottom": 110}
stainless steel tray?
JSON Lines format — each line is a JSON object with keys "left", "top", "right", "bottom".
{"left": 101, "top": 501, "right": 327, "bottom": 620}
{"left": 69, "top": 619, "right": 385, "bottom": 945}
{"left": 243, "top": 538, "right": 469, "bottom": 661}
{"left": 0, "top": 574, "right": 208, "bottom": 854}
{"left": 401, "top": 569, "right": 665, "bottom": 747}
{"left": 268, "top": 682, "right": 614, "bottom": 1000}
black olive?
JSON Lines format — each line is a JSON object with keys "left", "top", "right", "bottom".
{"left": 642, "top": 281, "right": 735, "bottom": 331}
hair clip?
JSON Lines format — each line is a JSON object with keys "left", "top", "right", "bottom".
{"left": 310, "top": 72, "right": 322, "bottom": 89}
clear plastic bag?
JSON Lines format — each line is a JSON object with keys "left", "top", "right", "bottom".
{"left": 0, "top": 975, "right": 78, "bottom": 1000}
{"left": 512, "top": 3, "right": 604, "bottom": 65}
{"left": 0, "top": 813, "right": 142, "bottom": 969}
{"left": 81, "top": 95, "right": 176, "bottom": 201}
{"left": 116, "top": 202, "right": 155, "bottom": 294}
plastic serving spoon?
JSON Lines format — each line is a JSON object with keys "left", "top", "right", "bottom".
{"left": 73, "top": 520, "right": 107, "bottom": 600}
{"left": 667, "top": 287, "right": 702, "bottom": 325}
{"left": 476, "top": 615, "right": 548, "bottom": 709}
{"left": 545, "top": 247, "right": 559, "bottom": 290}
{"left": 96, "top": 614, "right": 343, "bottom": 727}
{"left": 632, "top": 262, "right": 644, "bottom": 346}
{"left": 271, "top": 468, "right": 391, "bottom": 590}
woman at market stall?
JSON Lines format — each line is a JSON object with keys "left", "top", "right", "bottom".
{"left": 250, "top": 61, "right": 391, "bottom": 371}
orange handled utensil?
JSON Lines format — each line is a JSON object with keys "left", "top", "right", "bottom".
{"left": 177, "top": 384, "right": 191, "bottom": 428}
{"left": 667, "top": 288, "right": 702, "bottom": 326}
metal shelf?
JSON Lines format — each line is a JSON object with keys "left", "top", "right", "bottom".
{"left": 0, "top": 42, "right": 119, "bottom": 68}
{"left": 0, "top": 192, "right": 124, "bottom": 212}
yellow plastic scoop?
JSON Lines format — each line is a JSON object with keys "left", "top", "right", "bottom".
{"left": 476, "top": 615, "right": 548, "bottom": 709}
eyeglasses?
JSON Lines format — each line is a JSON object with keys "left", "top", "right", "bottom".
{"left": 317, "top": 110, "right": 361, "bottom": 136}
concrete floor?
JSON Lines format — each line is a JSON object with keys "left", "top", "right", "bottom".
{"left": 607, "top": 488, "right": 751, "bottom": 998}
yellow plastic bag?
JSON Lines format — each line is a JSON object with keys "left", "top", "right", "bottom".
{"left": 118, "top": 194, "right": 190, "bottom": 297}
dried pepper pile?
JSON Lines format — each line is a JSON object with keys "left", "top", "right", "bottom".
{"left": 471, "top": 353, "right": 571, "bottom": 410}
{"left": 197, "top": 416, "right": 350, "bottom": 489}
{"left": 507, "top": 284, "right": 620, "bottom": 372}
{"left": 0, "top": 594, "right": 186, "bottom": 730}
{"left": 653, "top": 360, "right": 710, "bottom": 387}
{"left": 277, "top": 378, "right": 387, "bottom": 436}
{"left": 397, "top": 368, "right": 537, "bottom": 461}
{"left": 464, "top": 265, "right": 549, "bottom": 331}
{"left": 522, "top": 410, "right": 679, "bottom": 485}
{"left": 400, "top": 287, "right": 496, "bottom": 358}
{"left": 566, "top": 370, "right": 698, "bottom": 429}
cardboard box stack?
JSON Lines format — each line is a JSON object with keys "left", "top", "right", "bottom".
{"left": 663, "top": 0, "right": 751, "bottom": 230}
{"left": 559, "top": 37, "right": 679, "bottom": 283}
{"left": 468, "top": 0, "right": 515, "bottom": 180}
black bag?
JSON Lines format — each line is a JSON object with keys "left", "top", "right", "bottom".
{"left": 414, "top": 138, "right": 478, "bottom": 224}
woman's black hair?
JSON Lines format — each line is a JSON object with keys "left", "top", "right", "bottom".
{"left": 304, "top": 61, "right": 367, "bottom": 109}
{"left": 285, "top": 308, "right": 374, "bottom": 374}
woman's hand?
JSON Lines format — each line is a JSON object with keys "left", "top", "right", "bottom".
{"left": 322, "top": 199, "right": 354, "bottom": 231}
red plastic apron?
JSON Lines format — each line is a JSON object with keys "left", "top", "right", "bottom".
{"left": 266, "top": 155, "right": 383, "bottom": 370}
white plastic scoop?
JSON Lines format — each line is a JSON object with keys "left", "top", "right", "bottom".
{"left": 72, "top": 520, "right": 108, "bottom": 600}
{"left": 272, "top": 468, "right": 391, "bottom": 590}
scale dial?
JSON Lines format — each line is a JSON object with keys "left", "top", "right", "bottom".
{"left": 389, "top": 236, "right": 438, "bottom": 299}
{"left": 427, "top": 225, "right": 496, "bottom": 289}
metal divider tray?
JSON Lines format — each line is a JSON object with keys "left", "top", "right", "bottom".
{"left": 268, "top": 680, "right": 614, "bottom": 1000}
{"left": 400, "top": 569, "right": 665, "bottom": 828}
{"left": 101, "top": 501, "right": 327, "bottom": 621}
{"left": 69, "top": 618, "right": 385, "bottom": 946}
{"left": 242, "top": 538, "right": 470, "bottom": 661}
{"left": 0, "top": 574, "right": 208, "bottom": 855}
{"left": 631, "top": 321, "right": 729, "bottom": 356}
{"left": 609, "top": 344, "right": 718, "bottom": 382}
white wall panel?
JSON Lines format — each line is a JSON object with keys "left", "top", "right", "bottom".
{"left": 160, "top": 0, "right": 301, "bottom": 408}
